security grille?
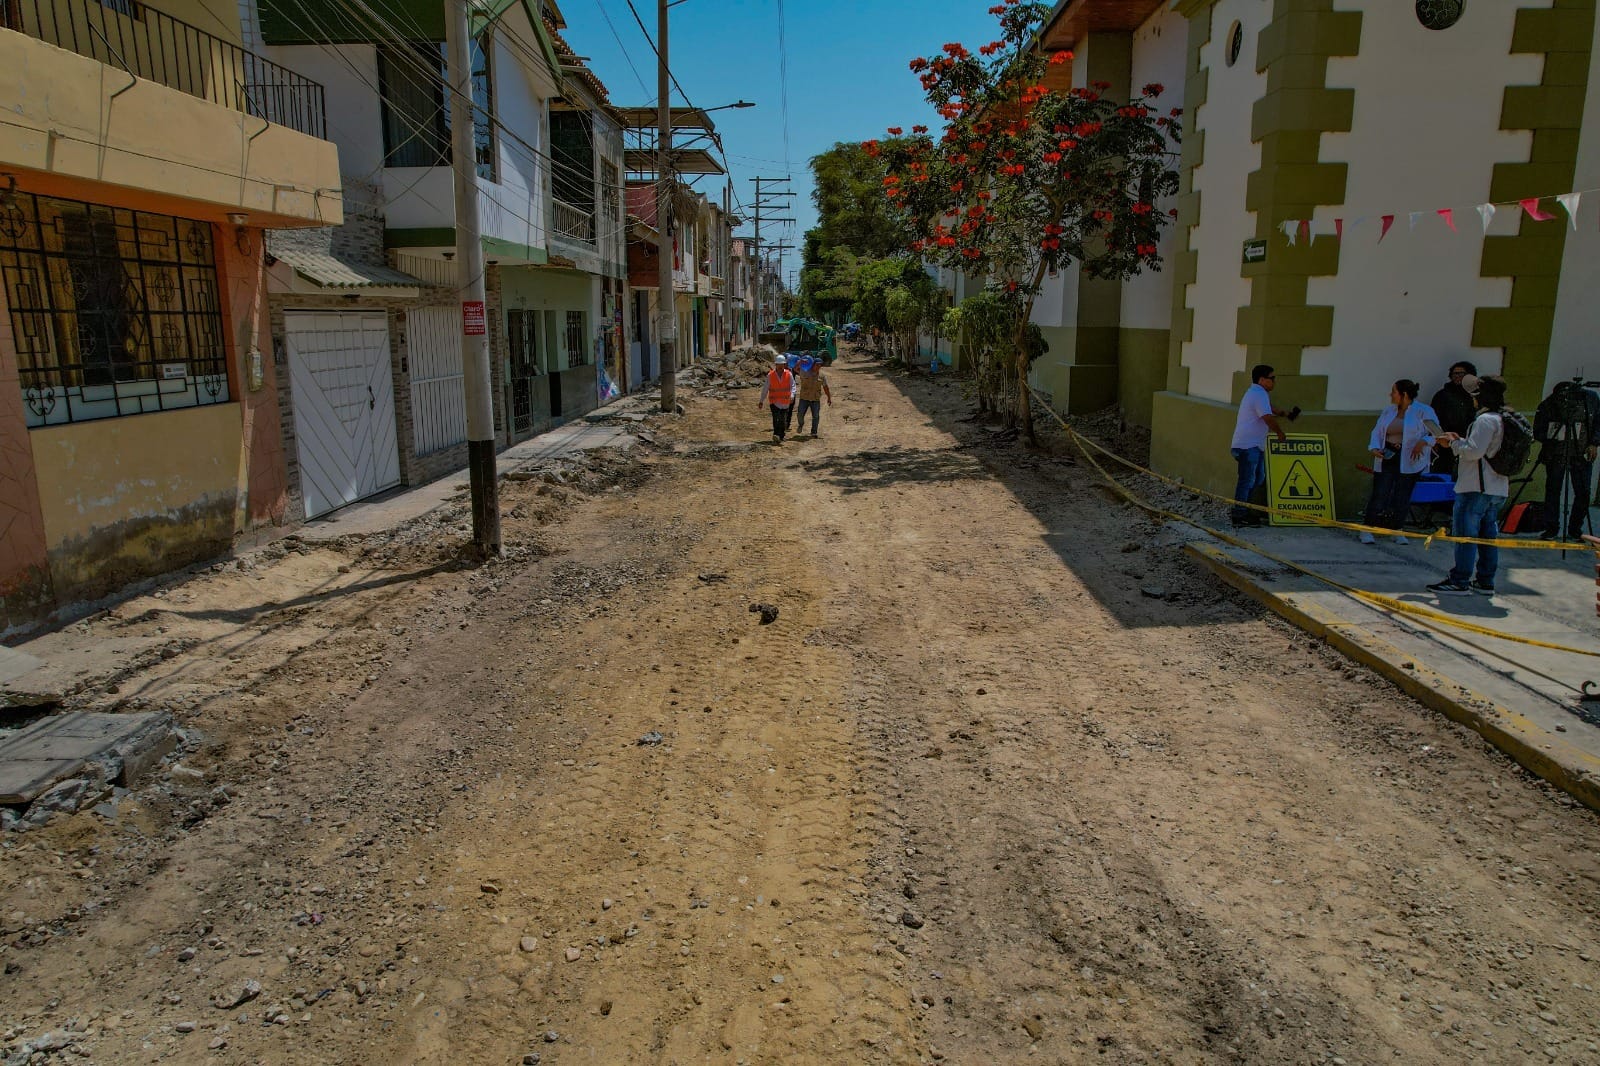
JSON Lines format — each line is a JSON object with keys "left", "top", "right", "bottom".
{"left": 0, "top": 193, "right": 229, "bottom": 426}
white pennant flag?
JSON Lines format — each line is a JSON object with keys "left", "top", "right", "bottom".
{"left": 1281, "top": 220, "right": 1298, "bottom": 246}
{"left": 1476, "top": 203, "right": 1497, "bottom": 232}
{"left": 1409, "top": 211, "right": 1424, "bottom": 231}
{"left": 1558, "top": 192, "right": 1582, "bottom": 230}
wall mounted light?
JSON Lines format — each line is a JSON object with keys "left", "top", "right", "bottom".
{"left": 226, "top": 212, "right": 252, "bottom": 256}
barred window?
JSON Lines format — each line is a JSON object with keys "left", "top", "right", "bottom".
{"left": 0, "top": 194, "right": 229, "bottom": 427}
{"left": 564, "top": 310, "right": 587, "bottom": 367}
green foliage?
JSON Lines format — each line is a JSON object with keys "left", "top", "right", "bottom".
{"left": 865, "top": 0, "right": 1182, "bottom": 436}
{"left": 808, "top": 142, "right": 911, "bottom": 262}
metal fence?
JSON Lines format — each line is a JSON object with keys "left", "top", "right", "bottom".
{"left": 552, "top": 197, "right": 595, "bottom": 245}
{"left": 2, "top": 0, "right": 326, "bottom": 139}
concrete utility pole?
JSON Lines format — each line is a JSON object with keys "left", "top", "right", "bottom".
{"left": 748, "top": 176, "right": 794, "bottom": 331}
{"left": 655, "top": 0, "right": 678, "bottom": 413}
{"left": 446, "top": 0, "right": 499, "bottom": 555}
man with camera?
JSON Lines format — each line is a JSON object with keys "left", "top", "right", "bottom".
{"left": 1533, "top": 379, "right": 1600, "bottom": 540}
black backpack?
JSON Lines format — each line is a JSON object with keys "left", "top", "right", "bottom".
{"left": 1487, "top": 408, "right": 1534, "bottom": 477}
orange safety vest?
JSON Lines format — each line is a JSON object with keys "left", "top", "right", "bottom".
{"left": 767, "top": 368, "right": 794, "bottom": 406}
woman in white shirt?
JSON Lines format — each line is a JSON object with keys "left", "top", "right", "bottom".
{"left": 1360, "top": 379, "right": 1437, "bottom": 544}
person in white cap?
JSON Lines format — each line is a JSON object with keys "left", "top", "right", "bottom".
{"left": 756, "top": 354, "right": 796, "bottom": 443}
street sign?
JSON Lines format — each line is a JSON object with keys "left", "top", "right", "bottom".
{"left": 1266, "top": 434, "right": 1336, "bottom": 526}
{"left": 462, "top": 300, "right": 487, "bottom": 336}
{"left": 1242, "top": 238, "right": 1267, "bottom": 265}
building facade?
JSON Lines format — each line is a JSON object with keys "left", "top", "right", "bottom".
{"left": 1028, "top": 0, "right": 1600, "bottom": 513}
{"left": 0, "top": 0, "right": 342, "bottom": 633}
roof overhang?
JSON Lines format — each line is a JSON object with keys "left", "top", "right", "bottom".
{"left": 1040, "top": 0, "right": 1169, "bottom": 51}
{"left": 625, "top": 148, "right": 724, "bottom": 175}
{"left": 267, "top": 251, "right": 423, "bottom": 298}
{"left": 615, "top": 107, "right": 719, "bottom": 133}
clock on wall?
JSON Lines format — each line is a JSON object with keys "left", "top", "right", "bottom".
{"left": 1416, "top": 0, "right": 1465, "bottom": 31}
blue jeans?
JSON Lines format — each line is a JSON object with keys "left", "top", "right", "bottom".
{"left": 1364, "top": 462, "right": 1420, "bottom": 529}
{"left": 1230, "top": 447, "right": 1265, "bottom": 521}
{"left": 1449, "top": 491, "right": 1505, "bottom": 586}
{"left": 796, "top": 398, "right": 822, "bottom": 433}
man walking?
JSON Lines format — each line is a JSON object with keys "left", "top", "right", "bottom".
{"left": 1429, "top": 374, "right": 1509, "bottom": 596}
{"left": 1429, "top": 360, "right": 1477, "bottom": 474}
{"left": 1533, "top": 379, "right": 1599, "bottom": 539}
{"left": 794, "top": 358, "right": 831, "bottom": 438}
{"left": 1230, "top": 364, "right": 1288, "bottom": 527}
{"left": 757, "top": 354, "right": 796, "bottom": 443}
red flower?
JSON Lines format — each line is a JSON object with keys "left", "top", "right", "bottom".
{"left": 1043, "top": 152, "right": 1062, "bottom": 164}
{"left": 1143, "top": 82, "right": 1165, "bottom": 97}
{"left": 979, "top": 42, "right": 1000, "bottom": 56}
{"left": 1049, "top": 51, "right": 1072, "bottom": 65}
{"left": 1131, "top": 202, "right": 1153, "bottom": 216}
{"left": 909, "top": 58, "right": 929, "bottom": 72}
{"left": 937, "top": 235, "right": 957, "bottom": 247}
{"left": 887, "top": 127, "right": 903, "bottom": 135}
{"left": 912, "top": 125, "right": 928, "bottom": 134}
{"left": 962, "top": 247, "right": 981, "bottom": 260}
{"left": 1092, "top": 80, "right": 1112, "bottom": 91}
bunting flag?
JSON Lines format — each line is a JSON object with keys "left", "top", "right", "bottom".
{"left": 1558, "top": 192, "right": 1582, "bottom": 230}
{"left": 1298, "top": 219, "right": 1311, "bottom": 243}
{"left": 1437, "top": 207, "right": 1457, "bottom": 232}
{"left": 1334, "top": 218, "right": 1344, "bottom": 239}
{"left": 1408, "top": 211, "right": 1424, "bottom": 231}
{"left": 1520, "top": 197, "right": 1555, "bottom": 221}
{"left": 1477, "top": 203, "right": 1496, "bottom": 232}
{"left": 1280, "top": 219, "right": 1298, "bottom": 245}
{"left": 1379, "top": 215, "right": 1395, "bottom": 242}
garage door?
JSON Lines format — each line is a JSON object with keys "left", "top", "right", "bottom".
{"left": 284, "top": 311, "right": 401, "bottom": 519}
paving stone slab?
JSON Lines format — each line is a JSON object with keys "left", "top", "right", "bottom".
{"left": 0, "top": 711, "right": 174, "bottom": 804}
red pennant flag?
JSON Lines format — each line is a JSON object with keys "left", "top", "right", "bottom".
{"left": 1334, "top": 218, "right": 1344, "bottom": 239}
{"left": 1520, "top": 198, "right": 1555, "bottom": 221}
{"left": 1437, "top": 208, "right": 1457, "bottom": 232}
{"left": 1379, "top": 215, "right": 1395, "bottom": 242}
{"left": 1298, "top": 219, "right": 1311, "bottom": 243}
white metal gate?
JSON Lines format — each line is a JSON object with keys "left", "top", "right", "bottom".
{"left": 284, "top": 311, "right": 401, "bottom": 519}
{"left": 407, "top": 308, "right": 467, "bottom": 456}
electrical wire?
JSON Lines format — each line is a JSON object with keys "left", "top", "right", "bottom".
{"left": 588, "top": 0, "right": 653, "bottom": 103}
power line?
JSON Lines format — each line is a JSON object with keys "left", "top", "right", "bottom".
{"left": 589, "top": 0, "right": 653, "bottom": 103}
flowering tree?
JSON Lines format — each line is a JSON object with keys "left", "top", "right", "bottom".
{"left": 867, "top": 0, "right": 1182, "bottom": 440}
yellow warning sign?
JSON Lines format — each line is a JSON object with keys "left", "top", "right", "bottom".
{"left": 1267, "top": 435, "right": 1336, "bottom": 526}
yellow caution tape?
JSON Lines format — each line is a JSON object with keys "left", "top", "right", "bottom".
{"left": 1027, "top": 393, "right": 1600, "bottom": 660}
{"left": 1026, "top": 389, "right": 1586, "bottom": 552}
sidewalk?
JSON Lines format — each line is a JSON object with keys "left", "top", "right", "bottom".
{"left": 1186, "top": 523, "right": 1600, "bottom": 807}
{"left": 296, "top": 394, "right": 656, "bottom": 541}
{"left": 0, "top": 393, "right": 660, "bottom": 707}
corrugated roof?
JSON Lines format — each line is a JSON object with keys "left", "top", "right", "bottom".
{"left": 274, "top": 249, "right": 424, "bottom": 290}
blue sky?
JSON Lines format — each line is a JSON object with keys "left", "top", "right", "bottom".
{"left": 559, "top": 0, "right": 1005, "bottom": 288}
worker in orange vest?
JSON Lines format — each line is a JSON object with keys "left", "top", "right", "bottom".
{"left": 757, "top": 353, "right": 796, "bottom": 443}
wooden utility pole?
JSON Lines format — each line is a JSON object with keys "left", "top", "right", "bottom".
{"left": 446, "top": 0, "right": 499, "bottom": 554}
{"left": 655, "top": 0, "right": 678, "bottom": 412}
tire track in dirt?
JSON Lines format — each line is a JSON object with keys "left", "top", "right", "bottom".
{"left": 766, "top": 350, "right": 1600, "bottom": 1064}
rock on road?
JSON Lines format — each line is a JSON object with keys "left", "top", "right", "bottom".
{"left": 2, "top": 348, "right": 1599, "bottom": 1064}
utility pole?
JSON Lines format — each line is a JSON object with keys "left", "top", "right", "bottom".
{"left": 749, "top": 176, "right": 794, "bottom": 331}
{"left": 446, "top": 0, "right": 499, "bottom": 554}
{"left": 655, "top": 0, "right": 678, "bottom": 413}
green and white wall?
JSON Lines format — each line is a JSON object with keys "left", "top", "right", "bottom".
{"left": 1150, "top": 0, "right": 1597, "bottom": 514}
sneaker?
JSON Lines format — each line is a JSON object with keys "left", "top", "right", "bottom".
{"left": 1394, "top": 535, "right": 1410, "bottom": 545}
{"left": 1359, "top": 532, "right": 1376, "bottom": 545}
{"left": 810, "top": 431, "right": 819, "bottom": 439}
{"left": 1427, "top": 579, "right": 1472, "bottom": 595}
{"left": 1470, "top": 580, "right": 1496, "bottom": 597}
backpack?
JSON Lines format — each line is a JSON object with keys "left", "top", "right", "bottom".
{"left": 1486, "top": 408, "right": 1534, "bottom": 477}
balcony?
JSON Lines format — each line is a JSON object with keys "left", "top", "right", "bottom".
{"left": 710, "top": 275, "right": 725, "bottom": 296}
{"left": 552, "top": 197, "right": 595, "bottom": 245}
{"left": 2, "top": 0, "right": 326, "bottom": 139}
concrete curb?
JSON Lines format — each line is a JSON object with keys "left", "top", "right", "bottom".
{"left": 1186, "top": 541, "right": 1600, "bottom": 812}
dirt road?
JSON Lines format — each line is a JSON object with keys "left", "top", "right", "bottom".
{"left": 4, "top": 348, "right": 1600, "bottom": 1065}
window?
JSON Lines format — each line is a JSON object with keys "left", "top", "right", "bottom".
{"left": 601, "top": 159, "right": 620, "bottom": 250}
{"left": 1415, "top": 0, "right": 1464, "bottom": 31}
{"left": 551, "top": 110, "right": 596, "bottom": 243}
{"left": 564, "top": 310, "right": 587, "bottom": 367}
{"left": 1224, "top": 21, "right": 1243, "bottom": 67}
{"left": 378, "top": 38, "right": 495, "bottom": 180}
{"left": 0, "top": 194, "right": 229, "bottom": 426}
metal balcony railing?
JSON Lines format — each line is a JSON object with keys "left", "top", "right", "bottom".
{"left": 552, "top": 197, "right": 595, "bottom": 244}
{"left": 2, "top": 0, "right": 327, "bottom": 139}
